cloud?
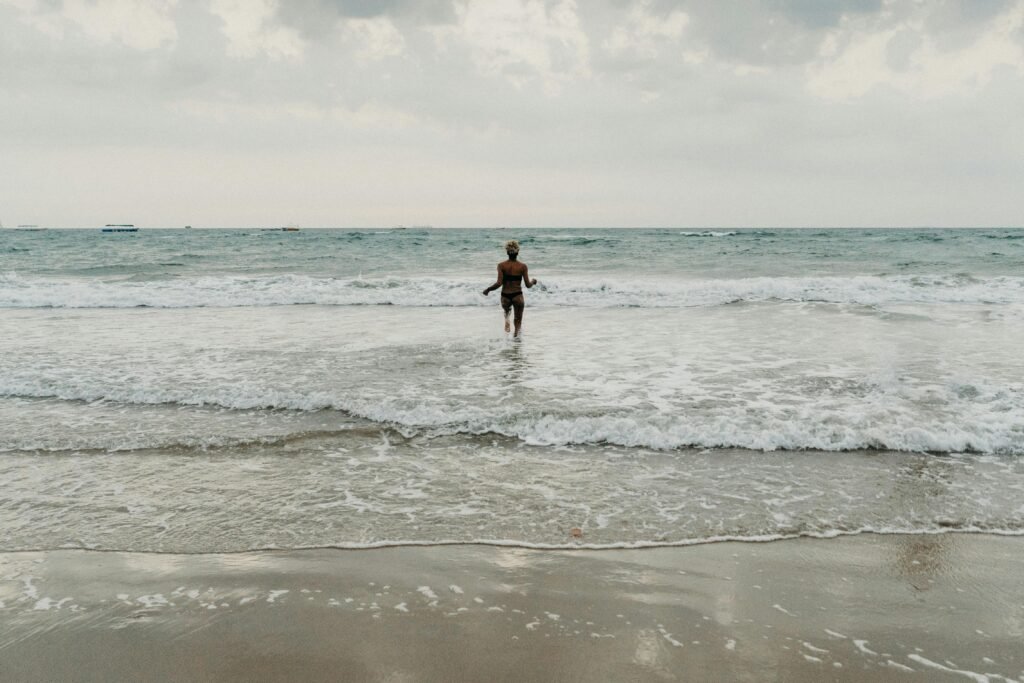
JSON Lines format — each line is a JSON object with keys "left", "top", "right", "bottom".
{"left": 640, "top": 0, "right": 883, "bottom": 66}
{"left": 436, "top": 0, "right": 591, "bottom": 91}
{"left": 209, "top": 0, "right": 304, "bottom": 61}
{"left": 770, "top": 0, "right": 883, "bottom": 29}
{"left": 603, "top": 2, "right": 690, "bottom": 60}
{"left": 3, "top": 0, "right": 178, "bottom": 50}
{"left": 807, "top": 1, "right": 1024, "bottom": 99}
{"left": 273, "top": 0, "right": 454, "bottom": 41}
{"left": 341, "top": 15, "right": 406, "bottom": 62}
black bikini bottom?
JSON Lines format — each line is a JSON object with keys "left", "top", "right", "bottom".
{"left": 501, "top": 292, "right": 524, "bottom": 306}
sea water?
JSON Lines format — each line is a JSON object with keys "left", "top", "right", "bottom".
{"left": 1, "top": 228, "right": 1022, "bottom": 552}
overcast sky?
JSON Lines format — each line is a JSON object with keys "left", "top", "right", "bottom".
{"left": 1, "top": 0, "right": 1022, "bottom": 227}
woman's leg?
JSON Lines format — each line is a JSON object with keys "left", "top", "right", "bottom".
{"left": 512, "top": 295, "right": 525, "bottom": 337}
{"left": 501, "top": 296, "right": 512, "bottom": 333}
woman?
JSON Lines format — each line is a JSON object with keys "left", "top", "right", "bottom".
{"left": 482, "top": 240, "right": 538, "bottom": 337}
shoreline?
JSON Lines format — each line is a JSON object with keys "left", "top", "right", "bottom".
{"left": 2, "top": 534, "right": 1022, "bottom": 681}
{"left": 4, "top": 527, "right": 1024, "bottom": 555}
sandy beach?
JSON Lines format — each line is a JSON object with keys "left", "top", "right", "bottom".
{"left": 2, "top": 533, "right": 1021, "bottom": 682}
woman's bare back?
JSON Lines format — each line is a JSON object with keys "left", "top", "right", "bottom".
{"left": 498, "top": 260, "right": 529, "bottom": 295}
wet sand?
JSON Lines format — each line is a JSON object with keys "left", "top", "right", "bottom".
{"left": 1, "top": 534, "right": 1022, "bottom": 682}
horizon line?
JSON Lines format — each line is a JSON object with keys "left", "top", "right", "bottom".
{"left": 4, "top": 225, "right": 1023, "bottom": 230}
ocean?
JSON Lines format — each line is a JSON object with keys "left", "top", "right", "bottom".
{"left": 1, "top": 227, "right": 1022, "bottom": 552}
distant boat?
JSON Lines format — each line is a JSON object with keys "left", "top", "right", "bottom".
{"left": 281, "top": 225, "right": 300, "bottom": 231}
{"left": 4, "top": 221, "right": 45, "bottom": 231}
{"left": 102, "top": 224, "right": 138, "bottom": 233}
{"left": 185, "top": 225, "right": 193, "bottom": 229}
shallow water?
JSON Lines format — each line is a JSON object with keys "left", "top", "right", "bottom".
{"left": 1, "top": 228, "right": 1022, "bottom": 551}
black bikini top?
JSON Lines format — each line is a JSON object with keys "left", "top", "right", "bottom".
{"left": 504, "top": 273, "right": 523, "bottom": 284}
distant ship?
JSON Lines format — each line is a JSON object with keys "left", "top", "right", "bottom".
{"left": 3, "top": 221, "right": 45, "bottom": 231}
{"left": 102, "top": 224, "right": 138, "bottom": 233}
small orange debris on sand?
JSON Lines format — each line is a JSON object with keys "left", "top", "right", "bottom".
{"left": 570, "top": 527, "right": 583, "bottom": 538}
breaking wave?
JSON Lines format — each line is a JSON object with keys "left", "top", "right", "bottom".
{"left": 2, "top": 381, "right": 1021, "bottom": 455}
{"left": 2, "top": 272, "right": 1023, "bottom": 309}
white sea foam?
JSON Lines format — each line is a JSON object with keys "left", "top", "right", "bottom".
{"left": 136, "top": 594, "right": 170, "bottom": 608}
{"left": 906, "top": 655, "right": 997, "bottom": 682}
{"left": 3, "top": 295, "right": 1021, "bottom": 454}
{"left": 2, "top": 376, "right": 1021, "bottom": 454}
{"left": 2, "top": 272, "right": 1022, "bottom": 309}
{"left": 33, "top": 597, "right": 71, "bottom": 611}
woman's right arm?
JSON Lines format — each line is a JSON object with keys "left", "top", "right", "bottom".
{"left": 483, "top": 264, "right": 504, "bottom": 295}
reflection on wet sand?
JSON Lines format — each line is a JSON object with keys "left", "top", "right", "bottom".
{"left": 893, "top": 534, "right": 953, "bottom": 591}
{"left": 890, "top": 455, "right": 956, "bottom": 590}
{"left": 1, "top": 535, "right": 1023, "bottom": 681}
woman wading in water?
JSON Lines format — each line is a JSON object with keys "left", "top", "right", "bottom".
{"left": 482, "top": 240, "right": 538, "bottom": 337}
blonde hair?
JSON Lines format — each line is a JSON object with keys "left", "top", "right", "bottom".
{"left": 504, "top": 240, "right": 520, "bottom": 254}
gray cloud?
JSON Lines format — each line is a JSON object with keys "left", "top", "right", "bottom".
{"left": 638, "top": 0, "right": 883, "bottom": 65}
{"left": 289, "top": 0, "right": 454, "bottom": 19}
{"left": 275, "top": 0, "right": 454, "bottom": 40}
{"left": 923, "top": 0, "right": 1019, "bottom": 50}
{"left": 769, "top": 0, "right": 883, "bottom": 28}
{"left": 885, "top": 28, "right": 923, "bottom": 71}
